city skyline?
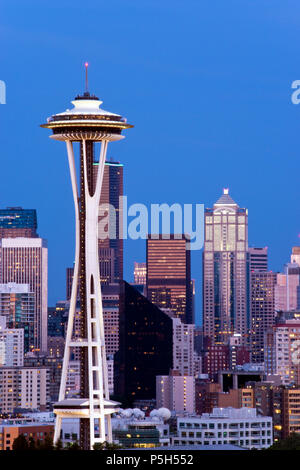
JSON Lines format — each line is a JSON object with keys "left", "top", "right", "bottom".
{"left": 1, "top": 1, "right": 299, "bottom": 323}
{"left": 1, "top": 1, "right": 300, "bottom": 453}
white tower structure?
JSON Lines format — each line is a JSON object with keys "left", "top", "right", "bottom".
{"left": 42, "top": 69, "right": 133, "bottom": 449}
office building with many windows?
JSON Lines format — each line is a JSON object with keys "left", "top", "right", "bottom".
{"left": 146, "top": 235, "right": 192, "bottom": 324}
{"left": 203, "top": 189, "right": 249, "bottom": 344}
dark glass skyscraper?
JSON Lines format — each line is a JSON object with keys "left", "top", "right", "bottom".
{"left": 114, "top": 282, "right": 173, "bottom": 404}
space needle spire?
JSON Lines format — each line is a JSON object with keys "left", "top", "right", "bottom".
{"left": 85, "top": 62, "right": 89, "bottom": 93}
{"left": 41, "top": 65, "right": 133, "bottom": 450}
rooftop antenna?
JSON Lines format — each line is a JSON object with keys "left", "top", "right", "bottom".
{"left": 84, "top": 62, "right": 89, "bottom": 93}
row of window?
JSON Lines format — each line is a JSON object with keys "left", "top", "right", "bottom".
{"left": 179, "top": 421, "right": 271, "bottom": 429}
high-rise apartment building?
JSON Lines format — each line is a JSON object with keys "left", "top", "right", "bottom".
{"left": 203, "top": 189, "right": 249, "bottom": 344}
{"left": 265, "top": 314, "right": 300, "bottom": 385}
{"left": 24, "top": 352, "right": 62, "bottom": 404}
{"left": 172, "top": 317, "right": 195, "bottom": 376}
{"left": 250, "top": 271, "right": 277, "bottom": 363}
{"left": 0, "top": 238, "right": 48, "bottom": 352}
{"left": 0, "top": 283, "right": 35, "bottom": 353}
{"left": 0, "top": 207, "right": 38, "bottom": 239}
{"left": 0, "top": 316, "right": 24, "bottom": 367}
{"left": 0, "top": 367, "right": 49, "bottom": 413}
{"left": 146, "top": 235, "right": 192, "bottom": 324}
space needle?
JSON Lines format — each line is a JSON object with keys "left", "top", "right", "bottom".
{"left": 41, "top": 64, "right": 133, "bottom": 450}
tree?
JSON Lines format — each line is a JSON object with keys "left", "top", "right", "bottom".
{"left": 93, "top": 442, "right": 106, "bottom": 450}
{"left": 105, "top": 442, "right": 122, "bottom": 450}
{"left": 93, "top": 441, "right": 122, "bottom": 450}
{"left": 12, "top": 434, "right": 29, "bottom": 451}
{"left": 54, "top": 438, "right": 63, "bottom": 451}
{"left": 35, "top": 439, "right": 42, "bottom": 450}
{"left": 39, "top": 435, "right": 54, "bottom": 451}
{"left": 268, "top": 433, "right": 300, "bottom": 450}
{"left": 28, "top": 437, "right": 36, "bottom": 450}
{"left": 65, "top": 441, "right": 81, "bottom": 451}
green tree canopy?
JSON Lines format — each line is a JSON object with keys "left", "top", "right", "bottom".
{"left": 12, "top": 434, "right": 29, "bottom": 451}
{"left": 268, "top": 433, "right": 300, "bottom": 450}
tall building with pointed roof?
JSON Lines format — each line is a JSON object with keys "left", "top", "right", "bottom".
{"left": 203, "top": 189, "right": 250, "bottom": 344}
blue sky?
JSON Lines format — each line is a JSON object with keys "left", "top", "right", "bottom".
{"left": 0, "top": 0, "right": 299, "bottom": 324}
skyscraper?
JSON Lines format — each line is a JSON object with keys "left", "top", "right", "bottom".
{"left": 94, "top": 159, "right": 123, "bottom": 284}
{"left": 0, "top": 316, "right": 24, "bottom": 367}
{"left": 66, "top": 266, "right": 74, "bottom": 301}
{"left": 250, "top": 271, "right": 277, "bottom": 363}
{"left": 0, "top": 207, "right": 38, "bottom": 239}
{"left": 114, "top": 282, "right": 173, "bottom": 404}
{"left": 203, "top": 189, "right": 249, "bottom": 344}
{"left": 248, "top": 247, "right": 268, "bottom": 272}
{"left": 265, "top": 314, "right": 300, "bottom": 385}
{"left": 0, "top": 238, "right": 48, "bottom": 352}
{"left": 275, "top": 263, "right": 300, "bottom": 312}
{"left": 291, "top": 246, "right": 300, "bottom": 265}
{"left": 146, "top": 235, "right": 192, "bottom": 324}
{"left": 0, "top": 283, "right": 35, "bottom": 353}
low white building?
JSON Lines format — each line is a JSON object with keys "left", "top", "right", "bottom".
{"left": 172, "top": 407, "right": 273, "bottom": 449}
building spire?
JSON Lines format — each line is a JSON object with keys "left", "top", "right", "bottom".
{"left": 73, "top": 63, "right": 99, "bottom": 101}
{"left": 214, "top": 188, "right": 238, "bottom": 206}
{"left": 84, "top": 62, "right": 89, "bottom": 93}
